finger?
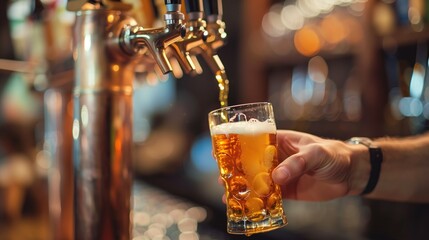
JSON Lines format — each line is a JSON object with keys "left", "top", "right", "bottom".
{"left": 277, "top": 135, "right": 298, "bottom": 158}
{"left": 279, "top": 178, "right": 298, "bottom": 200}
{"left": 217, "top": 176, "right": 227, "bottom": 204}
{"left": 272, "top": 146, "right": 325, "bottom": 184}
{"left": 277, "top": 131, "right": 301, "bottom": 160}
{"left": 277, "top": 130, "right": 320, "bottom": 146}
{"left": 218, "top": 176, "right": 225, "bottom": 186}
{"left": 276, "top": 130, "right": 303, "bottom": 143}
{"left": 272, "top": 155, "right": 304, "bottom": 184}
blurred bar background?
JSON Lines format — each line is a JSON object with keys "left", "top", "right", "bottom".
{"left": 1, "top": 0, "right": 429, "bottom": 239}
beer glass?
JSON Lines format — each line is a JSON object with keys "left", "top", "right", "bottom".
{"left": 208, "top": 102, "right": 287, "bottom": 235}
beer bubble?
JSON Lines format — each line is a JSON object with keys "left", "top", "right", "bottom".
{"left": 227, "top": 198, "right": 244, "bottom": 221}
{"left": 248, "top": 118, "right": 259, "bottom": 123}
{"left": 252, "top": 172, "right": 273, "bottom": 197}
{"left": 230, "top": 175, "right": 250, "bottom": 200}
{"left": 244, "top": 197, "right": 266, "bottom": 222}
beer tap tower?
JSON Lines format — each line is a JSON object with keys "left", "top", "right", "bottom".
{"left": 195, "top": 0, "right": 227, "bottom": 74}
{"left": 63, "top": 0, "right": 227, "bottom": 239}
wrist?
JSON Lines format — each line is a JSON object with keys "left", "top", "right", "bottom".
{"left": 347, "top": 143, "right": 371, "bottom": 195}
{"left": 346, "top": 137, "right": 384, "bottom": 196}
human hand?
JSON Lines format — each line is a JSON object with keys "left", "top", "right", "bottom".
{"left": 272, "top": 130, "right": 364, "bottom": 201}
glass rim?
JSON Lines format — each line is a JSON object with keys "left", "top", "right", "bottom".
{"left": 208, "top": 102, "right": 272, "bottom": 116}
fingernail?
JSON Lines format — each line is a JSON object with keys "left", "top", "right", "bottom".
{"left": 273, "top": 166, "right": 290, "bottom": 183}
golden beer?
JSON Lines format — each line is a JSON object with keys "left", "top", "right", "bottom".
{"left": 215, "top": 69, "right": 229, "bottom": 108}
{"left": 210, "top": 120, "right": 287, "bottom": 235}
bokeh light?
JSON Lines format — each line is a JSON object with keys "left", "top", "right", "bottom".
{"left": 320, "top": 15, "right": 347, "bottom": 44}
{"left": 294, "top": 26, "right": 321, "bottom": 56}
{"left": 281, "top": 5, "right": 305, "bottom": 30}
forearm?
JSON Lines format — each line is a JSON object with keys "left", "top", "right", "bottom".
{"left": 350, "top": 133, "right": 429, "bottom": 203}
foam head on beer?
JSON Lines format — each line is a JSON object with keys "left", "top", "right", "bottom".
{"left": 210, "top": 119, "right": 276, "bottom": 136}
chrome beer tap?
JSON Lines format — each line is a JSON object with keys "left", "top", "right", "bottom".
{"left": 66, "top": 0, "right": 186, "bottom": 239}
{"left": 194, "top": 0, "right": 229, "bottom": 107}
{"left": 120, "top": 0, "right": 186, "bottom": 74}
{"left": 167, "top": 0, "right": 208, "bottom": 75}
{"left": 193, "top": 0, "right": 227, "bottom": 74}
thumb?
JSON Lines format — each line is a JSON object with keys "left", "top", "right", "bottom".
{"left": 272, "top": 147, "right": 324, "bottom": 184}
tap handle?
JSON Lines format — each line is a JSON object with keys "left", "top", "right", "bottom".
{"left": 30, "top": 0, "right": 45, "bottom": 21}
{"left": 164, "top": 0, "right": 182, "bottom": 13}
{"left": 185, "top": 0, "right": 203, "bottom": 13}
{"left": 165, "top": 0, "right": 181, "bottom": 4}
{"left": 203, "top": 0, "right": 222, "bottom": 19}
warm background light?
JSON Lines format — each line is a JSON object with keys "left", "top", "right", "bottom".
{"left": 321, "top": 15, "right": 347, "bottom": 45}
{"left": 294, "top": 26, "right": 321, "bottom": 56}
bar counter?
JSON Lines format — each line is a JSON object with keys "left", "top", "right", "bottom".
{"left": 0, "top": 177, "right": 304, "bottom": 240}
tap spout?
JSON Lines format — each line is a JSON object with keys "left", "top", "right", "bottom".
{"left": 120, "top": 1, "right": 186, "bottom": 74}
{"left": 122, "top": 23, "right": 186, "bottom": 74}
{"left": 190, "top": 0, "right": 226, "bottom": 74}
{"left": 168, "top": 0, "right": 208, "bottom": 75}
{"left": 168, "top": 22, "right": 208, "bottom": 75}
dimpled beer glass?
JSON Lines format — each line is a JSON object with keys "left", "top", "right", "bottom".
{"left": 208, "top": 102, "right": 287, "bottom": 235}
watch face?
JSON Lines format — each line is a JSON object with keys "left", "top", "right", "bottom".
{"left": 348, "top": 137, "right": 373, "bottom": 148}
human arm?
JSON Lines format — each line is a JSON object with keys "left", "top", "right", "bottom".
{"left": 272, "top": 130, "right": 429, "bottom": 203}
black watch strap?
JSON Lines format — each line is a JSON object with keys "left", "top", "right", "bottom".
{"left": 347, "top": 137, "right": 383, "bottom": 195}
{"left": 362, "top": 146, "right": 383, "bottom": 195}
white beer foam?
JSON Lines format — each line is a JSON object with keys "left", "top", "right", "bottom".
{"left": 211, "top": 119, "right": 276, "bottom": 135}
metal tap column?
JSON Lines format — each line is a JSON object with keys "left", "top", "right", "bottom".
{"left": 72, "top": 9, "right": 136, "bottom": 240}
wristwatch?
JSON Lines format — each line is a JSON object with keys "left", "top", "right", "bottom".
{"left": 346, "top": 137, "right": 383, "bottom": 195}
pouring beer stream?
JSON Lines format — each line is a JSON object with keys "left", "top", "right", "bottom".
{"left": 190, "top": 0, "right": 230, "bottom": 109}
